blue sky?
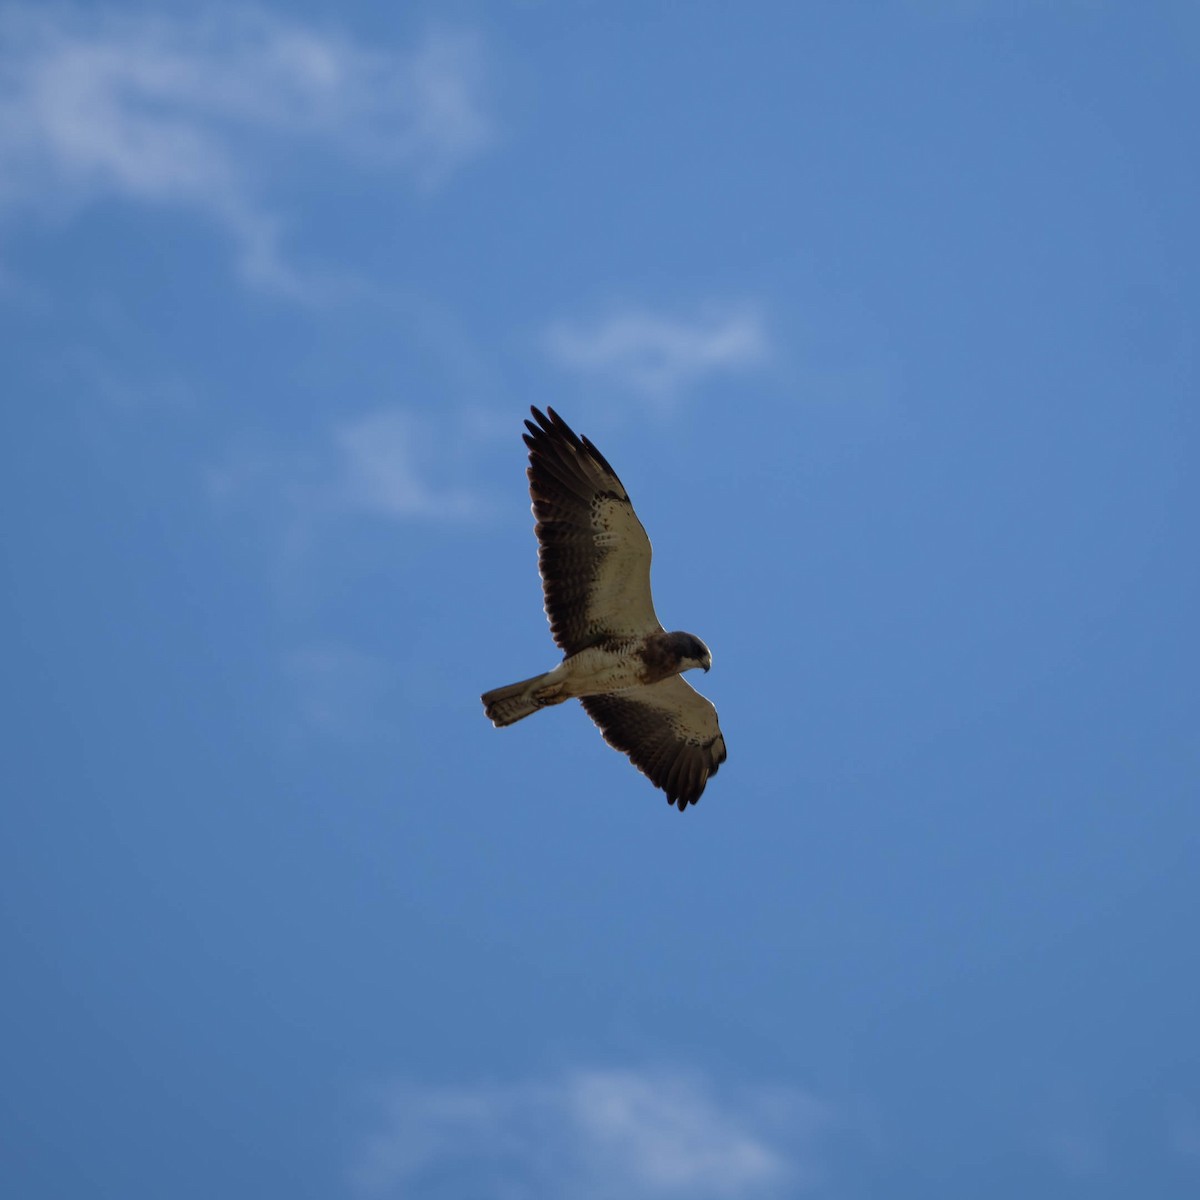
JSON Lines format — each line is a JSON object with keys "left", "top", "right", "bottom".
{"left": 2, "top": 2, "right": 1198, "bottom": 1196}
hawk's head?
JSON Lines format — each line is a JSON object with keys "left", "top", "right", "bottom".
{"left": 669, "top": 631, "right": 713, "bottom": 674}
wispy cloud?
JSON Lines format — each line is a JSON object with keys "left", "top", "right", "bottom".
{"left": 332, "top": 409, "right": 479, "bottom": 520}
{"left": 352, "top": 1067, "right": 831, "bottom": 1199}
{"left": 543, "top": 306, "right": 768, "bottom": 401}
{"left": 0, "top": 6, "right": 493, "bottom": 293}
{"left": 208, "top": 406, "right": 482, "bottom": 525}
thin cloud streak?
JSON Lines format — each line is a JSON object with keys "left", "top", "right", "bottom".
{"left": 544, "top": 306, "right": 768, "bottom": 401}
{"left": 207, "top": 406, "right": 483, "bottom": 525}
{"left": 0, "top": 7, "right": 493, "bottom": 294}
{"left": 332, "top": 409, "right": 478, "bottom": 521}
{"left": 352, "top": 1067, "right": 831, "bottom": 1199}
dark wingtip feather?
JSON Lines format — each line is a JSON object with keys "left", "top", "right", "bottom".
{"left": 525, "top": 406, "right": 574, "bottom": 449}
{"left": 546, "top": 407, "right": 583, "bottom": 451}
{"left": 523, "top": 406, "right": 623, "bottom": 481}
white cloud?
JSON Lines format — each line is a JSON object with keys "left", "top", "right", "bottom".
{"left": 332, "top": 409, "right": 478, "bottom": 521}
{"left": 352, "top": 1067, "right": 831, "bottom": 1200}
{"left": 0, "top": 6, "right": 492, "bottom": 293}
{"left": 566, "top": 1070, "right": 797, "bottom": 1195}
{"left": 543, "top": 306, "right": 768, "bottom": 401}
{"left": 207, "top": 406, "right": 482, "bottom": 524}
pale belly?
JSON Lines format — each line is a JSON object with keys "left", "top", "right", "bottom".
{"left": 554, "top": 642, "right": 647, "bottom": 698}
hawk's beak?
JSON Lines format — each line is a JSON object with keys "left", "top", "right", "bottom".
{"left": 703, "top": 659, "right": 711, "bottom": 673}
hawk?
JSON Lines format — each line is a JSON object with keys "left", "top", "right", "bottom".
{"left": 481, "top": 406, "right": 726, "bottom": 810}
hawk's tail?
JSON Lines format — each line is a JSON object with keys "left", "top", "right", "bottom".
{"left": 481, "top": 672, "right": 560, "bottom": 727}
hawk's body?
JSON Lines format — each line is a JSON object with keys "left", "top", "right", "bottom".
{"left": 481, "top": 407, "right": 726, "bottom": 810}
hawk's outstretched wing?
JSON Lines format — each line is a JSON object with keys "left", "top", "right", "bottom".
{"left": 581, "top": 677, "right": 727, "bottom": 810}
{"left": 524, "top": 406, "right": 661, "bottom": 655}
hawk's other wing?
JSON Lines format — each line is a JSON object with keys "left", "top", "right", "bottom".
{"left": 524, "top": 406, "right": 661, "bottom": 655}
{"left": 581, "top": 677, "right": 727, "bottom": 811}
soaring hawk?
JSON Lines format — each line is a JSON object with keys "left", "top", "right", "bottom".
{"left": 481, "top": 407, "right": 726, "bottom": 810}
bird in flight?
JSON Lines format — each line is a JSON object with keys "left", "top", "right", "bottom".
{"left": 482, "top": 407, "right": 726, "bottom": 811}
